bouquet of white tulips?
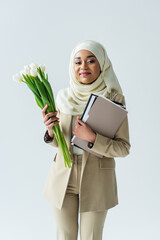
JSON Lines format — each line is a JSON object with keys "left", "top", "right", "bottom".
{"left": 13, "top": 63, "right": 72, "bottom": 168}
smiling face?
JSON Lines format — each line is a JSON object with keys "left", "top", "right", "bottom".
{"left": 73, "top": 50, "right": 101, "bottom": 85}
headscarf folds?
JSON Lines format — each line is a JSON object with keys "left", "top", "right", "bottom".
{"left": 56, "top": 40, "right": 123, "bottom": 115}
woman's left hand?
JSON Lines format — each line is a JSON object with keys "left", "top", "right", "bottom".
{"left": 72, "top": 116, "right": 96, "bottom": 143}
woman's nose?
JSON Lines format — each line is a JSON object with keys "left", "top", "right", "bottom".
{"left": 80, "top": 61, "right": 88, "bottom": 69}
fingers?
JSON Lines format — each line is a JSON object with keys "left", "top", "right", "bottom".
{"left": 42, "top": 104, "right": 58, "bottom": 117}
{"left": 43, "top": 111, "right": 58, "bottom": 123}
{"left": 74, "top": 120, "right": 79, "bottom": 128}
{"left": 47, "top": 120, "right": 59, "bottom": 130}
{"left": 42, "top": 104, "right": 48, "bottom": 118}
{"left": 45, "top": 115, "right": 59, "bottom": 126}
{"left": 42, "top": 105, "right": 58, "bottom": 120}
{"left": 45, "top": 116, "right": 60, "bottom": 133}
{"left": 76, "top": 116, "right": 84, "bottom": 126}
{"left": 42, "top": 105, "right": 59, "bottom": 133}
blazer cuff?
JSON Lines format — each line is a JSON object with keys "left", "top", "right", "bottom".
{"left": 87, "top": 132, "right": 110, "bottom": 155}
{"left": 44, "top": 130, "right": 54, "bottom": 143}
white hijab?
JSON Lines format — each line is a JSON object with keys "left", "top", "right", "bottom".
{"left": 56, "top": 40, "right": 123, "bottom": 116}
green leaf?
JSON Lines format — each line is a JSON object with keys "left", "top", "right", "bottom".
{"left": 42, "top": 80, "right": 55, "bottom": 106}
{"left": 46, "top": 73, "right": 48, "bottom": 81}
{"left": 29, "top": 75, "right": 40, "bottom": 92}
{"left": 25, "top": 81, "right": 41, "bottom": 100}
{"left": 37, "top": 67, "right": 45, "bottom": 81}
{"left": 37, "top": 68, "right": 55, "bottom": 109}
{"left": 34, "top": 77, "right": 50, "bottom": 106}
{"left": 25, "top": 75, "right": 41, "bottom": 97}
{"left": 35, "top": 96, "right": 43, "bottom": 109}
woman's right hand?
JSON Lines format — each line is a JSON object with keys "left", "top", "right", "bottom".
{"left": 42, "top": 104, "right": 60, "bottom": 138}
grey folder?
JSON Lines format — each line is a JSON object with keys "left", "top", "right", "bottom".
{"left": 71, "top": 94, "right": 128, "bottom": 158}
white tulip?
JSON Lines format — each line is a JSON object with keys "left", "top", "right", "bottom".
{"left": 20, "top": 69, "right": 25, "bottom": 76}
{"left": 30, "top": 67, "right": 37, "bottom": 77}
{"left": 24, "top": 65, "right": 31, "bottom": 75}
{"left": 13, "top": 73, "right": 23, "bottom": 82}
{"left": 30, "top": 63, "right": 38, "bottom": 69}
{"left": 39, "top": 64, "right": 45, "bottom": 72}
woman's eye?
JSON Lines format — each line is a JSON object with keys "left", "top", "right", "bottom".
{"left": 75, "top": 60, "right": 95, "bottom": 65}
{"left": 88, "top": 60, "right": 95, "bottom": 63}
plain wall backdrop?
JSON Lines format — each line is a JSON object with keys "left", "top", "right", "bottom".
{"left": 0, "top": 0, "right": 160, "bottom": 239}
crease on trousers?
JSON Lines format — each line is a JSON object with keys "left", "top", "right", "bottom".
{"left": 52, "top": 154, "right": 108, "bottom": 240}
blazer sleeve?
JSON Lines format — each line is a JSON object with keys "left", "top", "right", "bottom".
{"left": 87, "top": 92, "right": 131, "bottom": 158}
{"left": 44, "top": 130, "right": 59, "bottom": 148}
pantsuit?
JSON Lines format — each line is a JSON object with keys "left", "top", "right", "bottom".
{"left": 43, "top": 90, "right": 131, "bottom": 239}
{"left": 52, "top": 154, "right": 108, "bottom": 240}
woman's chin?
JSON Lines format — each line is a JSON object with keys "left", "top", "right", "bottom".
{"left": 79, "top": 78, "right": 96, "bottom": 85}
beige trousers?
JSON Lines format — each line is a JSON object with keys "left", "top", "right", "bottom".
{"left": 52, "top": 154, "right": 108, "bottom": 240}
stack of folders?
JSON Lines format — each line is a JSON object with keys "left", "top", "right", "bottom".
{"left": 71, "top": 93, "right": 128, "bottom": 158}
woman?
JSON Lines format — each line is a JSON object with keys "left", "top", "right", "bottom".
{"left": 42, "top": 40, "right": 131, "bottom": 240}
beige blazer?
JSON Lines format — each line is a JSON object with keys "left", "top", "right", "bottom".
{"left": 42, "top": 90, "right": 131, "bottom": 213}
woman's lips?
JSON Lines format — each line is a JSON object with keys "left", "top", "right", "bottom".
{"left": 80, "top": 73, "right": 91, "bottom": 76}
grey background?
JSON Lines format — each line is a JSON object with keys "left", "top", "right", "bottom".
{"left": 0, "top": 0, "right": 160, "bottom": 239}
